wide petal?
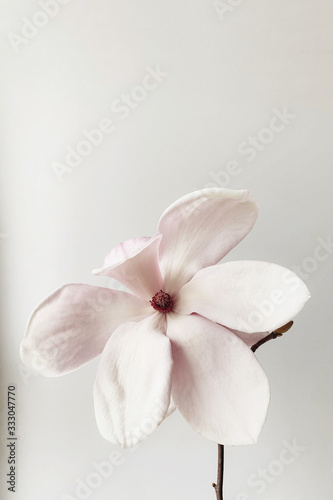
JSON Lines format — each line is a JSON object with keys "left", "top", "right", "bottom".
{"left": 20, "top": 284, "right": 152, "bottom": 377}
{"left": 167, "top": 314, "right": 270, "bottom": 445}
{"left": 94, "top": 314, "right": 173, "bottom": 448}
{"left": 157, "top": 189, "right": 258, "bottom": 295}
{"left": 93, "top": 234, "right": 164, "bottom": 300}
{"left": 175, "top": 261, "right": 311, "bottom": 333}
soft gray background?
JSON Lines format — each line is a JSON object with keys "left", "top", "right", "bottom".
{"left": 1, "top": 1, "right": 332, "bottom": 499}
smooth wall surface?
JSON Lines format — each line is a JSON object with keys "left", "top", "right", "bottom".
{"left": 1, "top": 1, "right": 332, "bottom": 499}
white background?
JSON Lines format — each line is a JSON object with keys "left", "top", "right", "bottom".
{"left": 1, "top": 1, "right": 332, "bottom": 499}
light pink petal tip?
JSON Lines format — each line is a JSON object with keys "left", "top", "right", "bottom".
{"left": 175, "top": 261, "right": 311, "bottom": 333}
{"left": 93, "top": 234, "right": 164, "bottom": 300}
{"left": 20, "top": 284, "right": 152, "bottom": 377}
{"left": 94, "top": 314, "right": 173, "bottom": 448}
{"left": 157, "top": 188, "right": 258, "bottom": 295}
{"left": 167, "top": 314, "right": 270, "bottom": 445}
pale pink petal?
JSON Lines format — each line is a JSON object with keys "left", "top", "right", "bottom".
{"left": 167, "top": 313, "right": 270, "bottom": 445}
{"left": 175, "top": 261, "right": 311, "bottom": 333}
{"left": 93, "top": 234, "right": 164, "bottom": 300}
{"left": 102, "top": 237, "right": 152, "bottom": 268}
{"left": 20, "top": 284, "right": 152, "bottom": 377}
{"left": 230, "top": 329, "right": 269, "bottom": 348}
{"left": 157, "top": 189, "right": 258, "bottom": 295}
{"left": 94, "top": 314, "right": 173, "bottom": 448}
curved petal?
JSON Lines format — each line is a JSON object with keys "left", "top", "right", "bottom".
{"left": 20, "top": 284, "right": 152, "bottom": 377}
{"left": 166, "top": 397, "right": 177, "bottom": 417}
{"left": 93, "top": 234, "right": 164, "bottom": 300}
{"left": 157, "top": 189, "right": 258, "bottom": 295}
{"left": 167, "top": 313, "right": 270, "bottom": 445}
{"left": 230, "top": 329, "right": 269, "bottom": 348}
{"left": 94, "top": 314, "right": 173, "bottom": 448}
{"left": 102, "top": 236, "right": 152, "bottom": 268}
{"left": 175, "top": 261, "right": 311, "bottom": 333}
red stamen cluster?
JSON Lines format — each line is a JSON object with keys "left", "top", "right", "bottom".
{"left": 150, "top": 290, "right": 173, "bottom": 313}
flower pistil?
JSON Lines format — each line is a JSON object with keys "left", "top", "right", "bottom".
{"left": 150, "top": 290, "right": 173, "bottom": 313}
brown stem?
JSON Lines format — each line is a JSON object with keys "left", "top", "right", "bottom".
{"left": 251, "top": 331, "right": 282, "bottom": 352}
{"left": 251, "top": 321, "right": 294, "bottom": 353}
{"left": 212, "top": 321, "right": 294, "bottom": 499}
{"left": 212, "top": 444, "right": 224, "bottom": 500}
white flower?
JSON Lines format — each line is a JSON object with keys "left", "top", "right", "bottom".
{"left": 20, "top": 189, "right": 310, "bottom": 448}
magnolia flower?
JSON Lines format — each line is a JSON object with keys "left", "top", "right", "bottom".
{"left": 20, "top": 189, "right": 310, "bottom": 448}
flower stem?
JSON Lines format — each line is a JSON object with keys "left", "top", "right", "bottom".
{"left": 211, "top": 321, "right": 293, "bottom": 499}
{"left": 212, "top": 444, "right": 224, "bottom": 500}
{"left": 251, "top": 321, "right": 294, "bottom": 353}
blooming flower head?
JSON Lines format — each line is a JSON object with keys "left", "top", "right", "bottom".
{"left": 20, "top": 189, "right": 310, "bottom": 448}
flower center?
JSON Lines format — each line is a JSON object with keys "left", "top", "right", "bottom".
{"left": 150, "top": 290, "right": 173, "bottom": 313}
